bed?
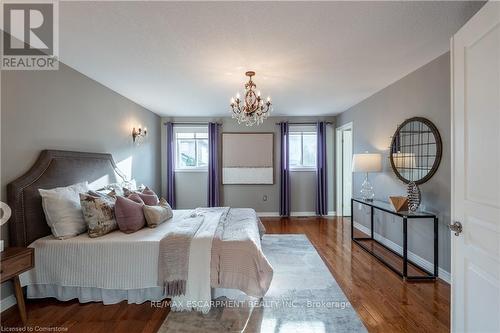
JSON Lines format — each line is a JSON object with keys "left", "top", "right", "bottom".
{"left": 7, "top": 150, "right": 273, "bottom": 307}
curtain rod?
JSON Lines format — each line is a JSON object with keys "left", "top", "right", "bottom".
{"left": 163, "top": 122, "right": 222, "bottom": 126}
{"left": 163, "top": 121, "right": 330, "bottom": 126}
{"left": 274, "top": 121, "right": 333, "bottom": 125}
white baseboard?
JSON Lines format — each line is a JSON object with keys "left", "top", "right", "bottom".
{"left": 257, "top": 212, "right": 280, "bottom": 217}
{"left": 290, "top": 211, "right": 316, "bottom": 217}
{"left": 353, "top": 221, "right": 451, "bottom": 284}
{"left": 0, "top": 294, "right": 17, "bottom": 312}
{"left": 257, "top": 211, "right": 337, "bottom": 217}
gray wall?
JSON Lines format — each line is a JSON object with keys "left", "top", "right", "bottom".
{"left": 161, "top": 116, "right": 335, "bottom": 214}
{"left": 335, "top": 52, "right": 451, "bottom": 274}
{"left": 1, "top": 62, "right": 162, "bottom": 303}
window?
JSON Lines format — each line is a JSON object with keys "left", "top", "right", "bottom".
{"left": 289, "top": 126, "right": 317, "bottom": 170}
{"left": 174, "top": 126, "right": 208, "bottom": 171}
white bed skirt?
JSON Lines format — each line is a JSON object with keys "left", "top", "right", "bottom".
{"left": 26, "top": 284, "right": 247, "bottom": 305}
{"left": 27, "top": 284, "right": 167, "bottom": 305}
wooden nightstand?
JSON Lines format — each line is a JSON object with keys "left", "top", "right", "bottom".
{"left": 1, "top": 247, "right": 34, "bottom": 324}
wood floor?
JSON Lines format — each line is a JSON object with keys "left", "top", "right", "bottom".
{"left": 1, "top": 217, "right": 450, "bottom": 333}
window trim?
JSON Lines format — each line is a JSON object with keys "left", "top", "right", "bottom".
{"left": 290, "top": 167, "right": 316, "bottom": 172}
{"left": 289, "top": 126, "right": 317, "bottom": 171}
{"left": 173, "top": 126, "right": 209, "bottom": 172}
{"left": 174, "top": 168, "right": 209, "bottom": 173}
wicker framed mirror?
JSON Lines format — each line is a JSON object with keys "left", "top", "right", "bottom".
{"left": 390, "top": 117, "right": 442, "bottom": 185}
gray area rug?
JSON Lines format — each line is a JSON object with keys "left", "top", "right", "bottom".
{"left": 158, "top": 234, "right": 367, "bottom": 332}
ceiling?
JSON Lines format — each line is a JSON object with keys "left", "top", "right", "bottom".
{"left": 59, "top": 1, "right": 483, "bottom": 117}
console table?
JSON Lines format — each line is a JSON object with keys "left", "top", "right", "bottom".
{"left": 351, "top": 198, "right": 438, "bottom": 281}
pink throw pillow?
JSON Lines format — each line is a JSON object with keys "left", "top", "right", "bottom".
{"left": 114, "top": 196, "right": 146, "bottom": 233}
{"left": 142, "top": 187, "right": 156, "bottom": 195}
{"left": 138, "top": 187, "right": 159, "bottom": 205}
{"left": 127, "top": 193, "right": 144, "bottom": 204}
{"left": 138, "top": 192, "right": 159, "bottom": 206}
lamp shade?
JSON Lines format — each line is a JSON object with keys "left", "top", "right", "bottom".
{"left": 0, "top": 202, "right": 11, "bottom": 226}
{"left": 352, "top": 153, "right": 382, "bottom": 173}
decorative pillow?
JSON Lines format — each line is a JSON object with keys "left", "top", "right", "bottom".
{"left": 114, "top": 196, "right": 146, "bottom": 233}
{"left": 127, "top": 193, "right": 144, "bottom": 204}
{"left": 143, "top": 198, "right": 173, "bottom": 228}
{"left": 136, "top": 186, "right": 159, "bottom": 205}
{"left": 80, "top": 192, "right": 117, "bottom": 238}
{"left": 138, "top": 192, "right": 159, "bottom": 206}
{"left": 39, "top": 182, "right": 89, "bottom": 239}
{"left": 122, "top": 187, "right": 134, "bottom": 197}
{"left": 142, "top": 187, "right": 156, "bottom": 195}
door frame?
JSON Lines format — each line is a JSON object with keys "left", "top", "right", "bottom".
{"left": 336, "top": 122, "right": 353, "bottom": 217}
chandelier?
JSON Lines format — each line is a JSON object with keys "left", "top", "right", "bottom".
{"left": 230, "top": 71, "right": 272, "bottom": 126}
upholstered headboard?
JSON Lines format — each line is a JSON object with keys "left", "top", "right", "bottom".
{"left": 7, "top": 150, "right": 124, "bottom": 247}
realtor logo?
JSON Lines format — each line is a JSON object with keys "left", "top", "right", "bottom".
{"left": 1, "top": 0, "right": 59, "bottom": 70}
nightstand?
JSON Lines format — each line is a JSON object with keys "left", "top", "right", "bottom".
{"left": 1, "top": 247, "right": 34, "bottom": 324}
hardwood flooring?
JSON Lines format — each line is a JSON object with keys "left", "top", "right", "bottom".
{"left": 1, "top": 217, "right": 450, "bottom": 333}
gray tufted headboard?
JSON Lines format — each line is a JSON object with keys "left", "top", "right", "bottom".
{"left": 7, "top": 150, "right": 123, "bottom": 247}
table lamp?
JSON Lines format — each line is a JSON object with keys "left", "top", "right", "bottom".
{"left": 0, "top": 202, "right": 12, "bottom": 252}
{"left": 352, "top": 153, "right": 382, "bottom": 201}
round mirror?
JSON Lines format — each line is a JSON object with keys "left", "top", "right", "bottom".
{"left": 390, "top": 117, "right": 442, "bottom": 185}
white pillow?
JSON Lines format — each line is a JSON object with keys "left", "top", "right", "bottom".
{"left": 39, "top": 181, "right": 89, "bottom": 239}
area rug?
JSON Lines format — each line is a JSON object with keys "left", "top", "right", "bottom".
{"left": 157, "top": 234, "right": 367, "bottom": 332}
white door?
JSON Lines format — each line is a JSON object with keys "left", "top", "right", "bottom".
{"left": 342, "top": 130, "right": 353, "bottom": 216}
{"left": 451, "top": 2, "right": 500, "bottom": 332}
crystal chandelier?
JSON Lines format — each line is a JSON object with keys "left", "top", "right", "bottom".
{"left": 230, "top": 71, "right": 272, "bottom": 126}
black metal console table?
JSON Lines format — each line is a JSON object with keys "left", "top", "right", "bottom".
{"left": 351, "top": 197, "right": 438, "bottom": 281}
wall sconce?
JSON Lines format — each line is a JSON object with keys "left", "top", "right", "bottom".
{"left": 132, "top": 127, "right": 147, "bottom": 143}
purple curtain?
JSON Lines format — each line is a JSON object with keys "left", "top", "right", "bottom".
{"left": 316, "top": 121, "right": 328, "bottom": 215}
{"left": 166, "top": 122, "right": 176, "bottom": 209}
{"left": 207, "top": 122, "right": 220, "bottom": 207}
{"left": 279, "top": 122, "right": 290, "bottom": 216}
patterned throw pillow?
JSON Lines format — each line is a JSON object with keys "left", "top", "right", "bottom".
{"left": 80, "top": 192, "right": 117, "bottom": 238}
{"left": 143, "top": 198, "right": 173, "bottom": 228}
